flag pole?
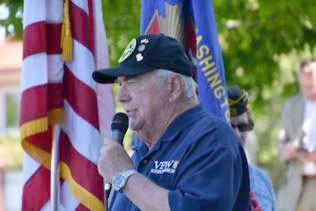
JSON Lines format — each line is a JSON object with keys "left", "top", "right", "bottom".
{"left": 51, "top": 124, "right": 61, "bottom": 211}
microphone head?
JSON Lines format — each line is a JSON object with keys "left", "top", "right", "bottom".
{"left": 111, "top": 112, "right": 129, "bottom": 135}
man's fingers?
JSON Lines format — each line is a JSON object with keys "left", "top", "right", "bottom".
{"left": 102, "top": 137, "right": 110, "bottom": 146}
{"left": 102, "top": 138, "right": 121, "bottom": 147}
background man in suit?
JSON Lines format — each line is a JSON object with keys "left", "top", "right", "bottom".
{"left": 277, "top": 59, "right": 316, "bottom": 211}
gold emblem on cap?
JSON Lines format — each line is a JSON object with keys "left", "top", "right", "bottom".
{"left": 119, "top": 38, "right": 137, "bottom": 63}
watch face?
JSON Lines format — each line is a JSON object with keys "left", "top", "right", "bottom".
{"left": 113, "top": 175, "right": 126, "bottom": 191}
{"left": 112, "top": 169, "right": 136, "bottom": 192}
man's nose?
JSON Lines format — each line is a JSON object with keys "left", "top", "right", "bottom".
{"left": 118, "top": 86, "right": 130, "bottom": 103}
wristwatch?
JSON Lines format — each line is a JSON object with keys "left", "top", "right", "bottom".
{"left": 112, "top": 169, "right": 137, "bottom": 192}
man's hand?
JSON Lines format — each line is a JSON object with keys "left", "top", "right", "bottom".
{"left": 284, "top": 142, "right": 299, "bottom": 161}
{"left": 297, "top": 150, "right": 316, "bottom": 163}
{"left": 98, "top": 138, "right": 133, "bottom": 182}
{"left": 305, "top": 150, "right": 316, "bottom": 162}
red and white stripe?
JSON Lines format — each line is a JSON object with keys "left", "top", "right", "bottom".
{"left": 20, "top": 0, "right": 114, "bottom": 210}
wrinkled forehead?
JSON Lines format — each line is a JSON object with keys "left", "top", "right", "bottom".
{"left": 117, "top": 76, "right": 129, "bottom": 82}
{"left": 117, "top": 76, "right": 127, "bottom": 84}
{"left": 230, "top": 112, "right": 249, "bottom": 125}
{"left": 117, "top": 71, "right": 157, "bottom": 83}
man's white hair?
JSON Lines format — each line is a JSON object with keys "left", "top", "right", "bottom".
{"left": 155, "top": 69, "right": 198, "bottom": 100}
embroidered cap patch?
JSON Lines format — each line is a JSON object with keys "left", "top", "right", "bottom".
{"left": 118, "top": 38, "right": 137, "bottom": 63}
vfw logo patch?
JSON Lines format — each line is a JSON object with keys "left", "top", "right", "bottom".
{"left": 150, "top": 160, "right": 179, "bottom": 174}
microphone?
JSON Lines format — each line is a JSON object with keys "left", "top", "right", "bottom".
{"left": 104, "top": 112, "right": 129, "bottom": 209}
{"left": 111, "top": 112, "right": 129, "bottom": 145}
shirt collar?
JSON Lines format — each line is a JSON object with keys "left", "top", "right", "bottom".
{"left": 159, "top": 104, "right": 205, "bottom": 142}
{"left": 133, "top": 104, "right": 206, "bottom": 151}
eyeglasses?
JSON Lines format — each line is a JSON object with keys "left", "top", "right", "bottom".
{"left": 231, "top": 123, "right": 252, "bottom": 132}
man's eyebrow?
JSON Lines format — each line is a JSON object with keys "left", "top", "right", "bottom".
{"left": 126, "top": 75, "right": 139, "bottom": 80}
{"left": 116, "top": 77, "right": 127, "bottom": 82}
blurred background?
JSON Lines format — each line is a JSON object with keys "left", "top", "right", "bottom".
{"left": 0, "top": 0, "right": 316, "bottom": 210}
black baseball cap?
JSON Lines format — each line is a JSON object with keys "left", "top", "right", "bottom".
{"left": 93, "top": 34, "right": 194, "bottom": 83}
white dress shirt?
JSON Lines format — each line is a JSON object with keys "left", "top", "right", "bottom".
{"left": 302, "top": 100, "right": 316, "bottom": 175}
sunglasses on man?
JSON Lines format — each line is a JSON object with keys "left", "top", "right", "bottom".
{"left": 231, "top": 123, "right": 252, "bottom": 132}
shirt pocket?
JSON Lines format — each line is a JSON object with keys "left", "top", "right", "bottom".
{"left": 148, "top": 171, "right": 176, "bottom": 190}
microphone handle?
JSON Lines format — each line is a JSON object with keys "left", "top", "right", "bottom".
{"left": 104, "top": 181, "right": 111, "bottom": 209}
{"left": 111, "top": 130, "right": 124, "bottom": 145}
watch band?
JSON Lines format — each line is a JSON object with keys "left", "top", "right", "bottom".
{"left": 122, "top": 169, "right": 137, "bottom": 178}
{"left": 112, "top": 169, "right": 137, "bottom": 192}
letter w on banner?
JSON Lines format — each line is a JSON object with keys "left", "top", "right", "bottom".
{"left": 20, "top": 0, "right": 114, "bottom": 210}
{"left": 140, "top": 0, "right": 230, "bottom": 121}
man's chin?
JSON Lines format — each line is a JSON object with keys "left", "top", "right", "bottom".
{"left": 129, "top": 122, "right": 142, "bottom": 131}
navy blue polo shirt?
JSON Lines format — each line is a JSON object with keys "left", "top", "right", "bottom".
{"left": 110, "top": 105, "right": 250, "bottom": 211}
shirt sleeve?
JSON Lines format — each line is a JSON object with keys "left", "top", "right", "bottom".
{"left": 278, "top": 99, "right": 292, "bottom": 161}
{"left": 260, "top": 171, "right": 277, "bottom": 211}
{"left": 168, "top": 130, "right": 249, "bottom": 211}
{"left": 250, "top": 166, "right": 276, "bottom": 211}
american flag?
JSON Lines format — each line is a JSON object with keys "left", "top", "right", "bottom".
{"left": 20, "top": 0, "right": 114, "bottom": 210}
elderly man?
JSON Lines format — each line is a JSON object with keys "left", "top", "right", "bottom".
{"left": 93, "top": 34, "right": 250, "bottom": 211}
{"left": 228, "top": 85, "right": 276, "bottom": 211}
{"left": 277, "top": 59, "right": 316, "bottom": 211}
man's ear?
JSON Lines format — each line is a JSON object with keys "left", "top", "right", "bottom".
{"left": 168, "top": 74, "right": 184, "bottom": 102}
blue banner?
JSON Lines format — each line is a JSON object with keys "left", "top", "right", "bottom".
{"left": 140, "top": 0, "right": 229, "bottom": 122}
{"left": 191, "top": 1, "right": 229, "bottom": 121}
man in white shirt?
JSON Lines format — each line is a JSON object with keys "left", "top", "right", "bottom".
{"left": 277, "top": 59, "right": 316, "bottom": 211}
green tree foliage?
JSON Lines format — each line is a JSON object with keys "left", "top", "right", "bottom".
{"left": 6, "top": 92, "right": 19, "bottom": 128}
{"left": 212, "top": 0, "right": 316, "bottom": 189}
{"left": 102, "top": 0, "right": 141, "bottom": 66}
{"left": 0, "top": 0, "right": 23, "bottom": 39}
{"left": 1, "top": 0, "right": 316, "bottom": 188}
{"left": 215, "top": 0, "right": 316, "bottom": 101}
